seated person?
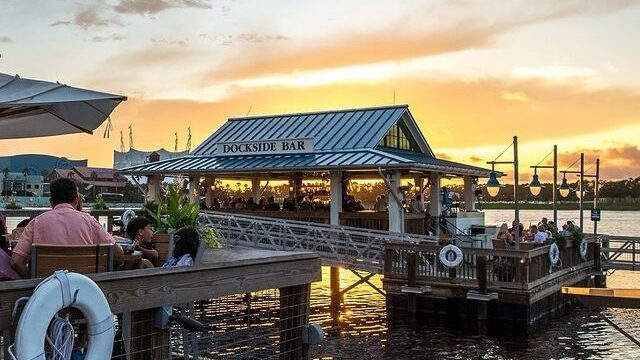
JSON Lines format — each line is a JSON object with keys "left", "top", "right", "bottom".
{"left": 533, "top": 225, "right": 548, "bottom": 246}
{"left": 497, "top": 223, "right": 515, "bottom": 247}
{"left": 163, "top": 226, "right": 199, "bottom": 267}
{"left": 524, "top": 225, "right": 537, "bottom": 242}
{"left": 126, "top": 217, "right": 159, "bottom": 267}
{"left": 10, "top": 178, "right": 125, "bottom": 278}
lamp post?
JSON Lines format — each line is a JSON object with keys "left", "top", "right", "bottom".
{"left": 577, "top": 158, "right": 600, "bottom": 235}
{"left": 560, "top": 153, "right": 585, "bottom": 230}
{"left": 486, "top": 135, "right": 520, "bottom": 248}
{"left": 529, "top": 145, "right": 558, "bottom": 227}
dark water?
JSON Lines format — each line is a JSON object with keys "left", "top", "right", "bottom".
{"left": 310, "top": 210, "right": 640, "bottom": 359}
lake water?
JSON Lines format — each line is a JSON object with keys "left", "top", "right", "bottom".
{"left": 310, "top": 210, "right": 640, "bottom": 359}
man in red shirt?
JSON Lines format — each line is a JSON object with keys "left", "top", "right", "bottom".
{"left": 11, "top": 178, "right": 124, "bottom": 278}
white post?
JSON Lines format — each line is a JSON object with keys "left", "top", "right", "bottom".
{"left": 388, "top": 170, "right": 404, "bottom": 233}
{"left": 414, "top": 176, "right": 424, "bottom": 206}
{"left": 252, "top": 178, "right": 261, "bottom": 201}
{"left": 329, "top": 171, "right": 342, "bottom": 226}
{"left": 429, "top": 173, "right": 442, "bottom": 236}
{"left": 463, "top": 176, "right": 476, "bottom": 211}
{"left": 205, "top": 176, "right": 215, "bottom": 208}
{"left": 188, "top": 176, "right": 199, "bottom": 203}
{"left": 147, "top": 175, "right": 161, "bottom": 202}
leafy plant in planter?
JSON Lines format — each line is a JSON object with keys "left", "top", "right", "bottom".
{"left": 199, "top": 225, "right": 220, "bottom": 248}
{"left": 5, "top": 197, "right": 22, "bottom": 209}
{"left": 144, "top": 185, "right": 200, "bottom": 234}
{"left": 570, "top": 229, "right": 584, "bottom": 248}
{"left": 92, "top": 194, "right": 109, "bottom": 210}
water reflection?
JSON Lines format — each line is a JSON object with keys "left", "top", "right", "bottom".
{"left": 311, "top": 267, "right": 640, "bottom": 359}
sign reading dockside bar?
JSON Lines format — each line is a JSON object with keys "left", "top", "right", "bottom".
{"left": 216, "top": 138, "right": 314, "bottom": 156}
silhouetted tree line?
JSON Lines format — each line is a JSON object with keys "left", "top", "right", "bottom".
{"left": 478, "top": 176, "right": 640, "bottom": 202}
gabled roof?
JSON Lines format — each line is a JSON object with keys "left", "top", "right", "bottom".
{"left": 193, "top": 104, "right": 432, "bottom": 155}
{"left": 120, "top": 149, "right": 493, "bottom": 177}
{"left": 120, "top": 105, "right": 494, "bottom": 177}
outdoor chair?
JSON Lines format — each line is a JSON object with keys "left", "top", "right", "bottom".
{"left": 30, "top": 243, "right": 114, "bottom": 278}
{"left": 153, "top": 232, "right": 175, "bottom": 266}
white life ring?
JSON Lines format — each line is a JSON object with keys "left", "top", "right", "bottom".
{"left": 439, "top": 244, "right": 463, "bottom": 268}
{"left": 549, "top": 243, "right": 560, "bottom": 265}
{"left": 579, "top": 239, "right": 588, "bottom": 259}
{"left": 121, "top": 209, "right": 136, "bottom": 228}
{"left": 15, "top": 271, "right": 114, "bottom": 360}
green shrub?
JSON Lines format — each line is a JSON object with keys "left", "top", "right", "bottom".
{"left": 92, "top": 194, "right": 109, "bottom": 210}
{"left": 5, "top": 197, "right": 21, "bottom": 209}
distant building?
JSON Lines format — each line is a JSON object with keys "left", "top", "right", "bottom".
{"left": 0, "top": 172, "right": 47, "bottom": 197}
{"left": 0, "top": 154, "right": 86, "bottom": 177}
{"left": 114, "top": 148, "right": 189, "bottom": 170}
{"left": 49, "top": 166, "right": 129, "bottom": 196}
{"left": 0, "top": 154, "right": 85, "bottom": 196}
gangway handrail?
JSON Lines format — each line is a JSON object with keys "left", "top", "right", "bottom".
{"left": 199, "top": 210, "right": 438, "bottom": 274}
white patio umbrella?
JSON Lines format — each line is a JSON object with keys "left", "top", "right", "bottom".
{"left": 0, "top": 72, "right": 126, "bottom": 139}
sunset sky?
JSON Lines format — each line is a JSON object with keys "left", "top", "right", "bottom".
{"left": 1, "top": 0, "right": 639, "bottom": 181}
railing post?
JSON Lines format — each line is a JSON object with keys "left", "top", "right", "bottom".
{"left": 477, "top": 256, "right": 487, "bottom": 295}
{"left": 330, "top": 267, "right": 341, "bottom": 324}
{"left": 594, "top": 241, "right": 605, "bottom": 288}
{"left": 407, "top": 251, "right": 417, "bottom": 314}
{"left": 477, "top": 255, "right": 488, "bottom": 321}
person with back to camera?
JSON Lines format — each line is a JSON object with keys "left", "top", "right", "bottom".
{"left": 10, "top": 178, "right": 125, "bottom": 278}
{"left": 163, "top": 226, "right": 200, "bottom": 267}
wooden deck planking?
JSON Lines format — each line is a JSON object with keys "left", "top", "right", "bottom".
{"left": 0, "top": 248, "right": 321, "bottom": 331}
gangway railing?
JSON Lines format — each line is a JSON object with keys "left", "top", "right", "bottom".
{"left": 199, "top": 211, "right": 438, "bottom": 274}
{"left": 602, "top": 235, "right": 640, "bottom": 271}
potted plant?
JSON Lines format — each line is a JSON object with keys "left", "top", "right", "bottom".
{"left": 143, "top": 185, "right": 220, "bottom": 261}
{"left": 5, "top": 197, "right": 22, "bottom": 210}
{"left": 92, "top": 194, "right": 109, "bottom": 210}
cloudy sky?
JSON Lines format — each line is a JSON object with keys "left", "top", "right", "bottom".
{"left": 1, "top": 0, "right": 639, "bottom": 180}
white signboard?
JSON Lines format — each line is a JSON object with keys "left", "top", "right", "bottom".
{"left": 216, "top": 138, "right": 314, "bottom": 156}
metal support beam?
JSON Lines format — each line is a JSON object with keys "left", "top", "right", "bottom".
{"left": 340, "top": 269, "right": 385, "bottom": 298}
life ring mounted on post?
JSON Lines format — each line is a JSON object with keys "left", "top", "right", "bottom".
{"left": 549, "top": 242, "right": 560, "bottom": 268}
{"left": 439, "top": 244, "right": 464, "bottom": 268}
{"left": 13, "top": 271, "right": 115, "bottom": 360}
{"left": 121, "top": 209, "right": 136, "bottom": 229}
{"left": 579, "top": 239, "right": 588, "bottom": 259}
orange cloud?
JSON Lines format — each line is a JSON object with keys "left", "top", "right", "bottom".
{"left": 558, "top": 145, "right": 640, "bottom": 180}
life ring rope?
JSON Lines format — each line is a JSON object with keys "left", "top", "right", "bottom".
{"left": 13, "top": 270, "right": 115, "bottom": 360}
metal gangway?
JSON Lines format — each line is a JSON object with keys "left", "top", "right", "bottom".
{"left": 199, "top": 210, "right": 437, "bottom": 274}
{"left": 601, "top": 235, "right": 640, "bottom": 271}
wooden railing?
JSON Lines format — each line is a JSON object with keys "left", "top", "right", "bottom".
{"left": 601, "top": 235, "right": 640, "bottom": 271}
{"left": 384, "top": 236, "right": 598, "bottom": 303}
{"left": 0, "top": 248, "right": 321, "bottom": 359}
{"left": 215, "top": 209, "right": 426, "bottom": 234}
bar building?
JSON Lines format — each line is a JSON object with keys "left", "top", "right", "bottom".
{"left": 121, "top": 104, "right": 493, "bottom": 236}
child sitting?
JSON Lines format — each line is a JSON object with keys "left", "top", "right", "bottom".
{"left": 126, "top": 217, "right": 158, "bottom": 267}
{"left": 163, "top": 226, "right": 199, "bottom": 267}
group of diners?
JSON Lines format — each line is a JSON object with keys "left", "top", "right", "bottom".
{"left": 204, "top": 192, "right": 427, "bottom": 214}
{"left": 496, "top": 216, "right": 582, "bottom": 249}
{"left": 0, "top": 178, "right": 200, "bottom": 281}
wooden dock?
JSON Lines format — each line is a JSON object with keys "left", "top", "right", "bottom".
{"left": 383, "top": 237, "right": 598, "bottom": 326}
{"left": 0, "top": 248, "right": 321, "bottom": 359}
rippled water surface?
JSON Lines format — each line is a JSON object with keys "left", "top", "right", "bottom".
{"left": 310, "top": 210, "right": 640, "bottom": 359}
